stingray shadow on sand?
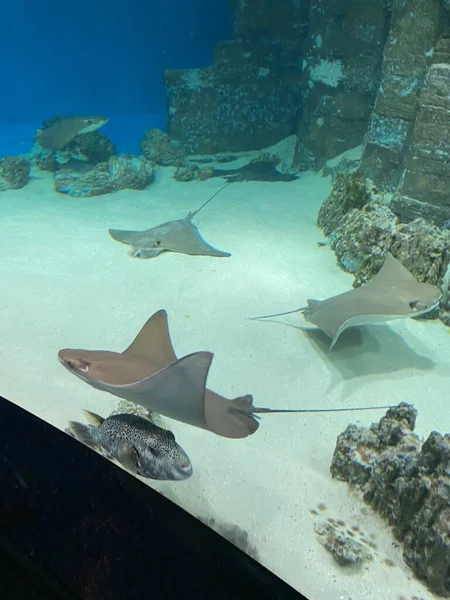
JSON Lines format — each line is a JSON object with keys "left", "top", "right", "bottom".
{"left": 257, "top": 317, "right": 436, "bottom": 393}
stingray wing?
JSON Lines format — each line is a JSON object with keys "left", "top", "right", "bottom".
{"left": 91, "top": 352, "right": 213, "bottom": 429}
{"left": 122, "top": 309, "right": 177, "bottom": 368}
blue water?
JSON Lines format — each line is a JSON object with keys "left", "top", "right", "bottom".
{"left": 0, "top": 0, "right": 230, "bottom": 153}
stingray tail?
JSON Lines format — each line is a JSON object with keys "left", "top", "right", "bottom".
{"left": 247, "top": 307, "right": 306, "bottom": 321}
{"left": 252, "top": 404, "right": 399, "bottom": 414}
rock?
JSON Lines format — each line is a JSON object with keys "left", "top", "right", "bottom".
{"left": 390, "top": 62, "right": 450, "bottom": 226}
{"left": 139, "top": 129, "right": 185, "bottom": 167}
{"left": 330, "top": 403, "right": 450, "bottom": 597}
{"left": 314, "top": 521, "right": 373, "bottom": 568}
{"left": 322, "top": 156, "right": 361, "bottom": 180}
{"left": 173, "top": 166, "right": 198, "bottom": 182}
{"left": 54, "top": 155, "right": 154, "bottom": 197}
{"left": 32, "top": 115, "right": 115, "bottom": 172}
{"left": 292, "top": 0, "right": 388, "bottom": 171}
{"left": 0, "top": 156, "right": 30, "bottom": 191}
{"left": 360, "top": 0, "right": 442, "bottom": 190}
{"left": 317, "top": 172, "right": 371, "bottom": 236}
{"left": 323, "top": 198, "right": 396, "bottom": 281}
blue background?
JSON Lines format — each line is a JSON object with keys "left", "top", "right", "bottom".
{"left": 0, "top": 0, "right": 230, "bottom": 154}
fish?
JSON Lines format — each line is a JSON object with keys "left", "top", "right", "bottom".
{"left": 36, "top": 116, "right": 109, "bottom": 151}
{"left": 58, "top": 309, "right": 397, "bottom": 439}
{"left": 108, "top": 182, "right": 231, "bottom": 259}
{"left": 67, "top": 410, "right": 193, "bottom": 481}
{"left": 250, "top": 253, "right": 442, "bottom": 349}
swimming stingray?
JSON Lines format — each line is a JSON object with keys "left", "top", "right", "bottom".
{"left": 211, "top": 161, "right": 299, "bottom": 183}
{"left": 250, "top": 253, "right": 442, "bottom": 349}
{"left": 58, "top": 310, "right": 393, "bottom": 439}
{"left": 108, "top": 183, "right": 231, "bottom": 259}
{"left": 36, "top": 116, "right": 108, "bottom": 151}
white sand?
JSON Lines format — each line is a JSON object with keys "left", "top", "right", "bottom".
{"left": 1, "top": 154, "right": 449, "bottom": 600}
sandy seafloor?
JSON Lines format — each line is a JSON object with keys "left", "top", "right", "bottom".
{"left": 1, "top": 142, "right": 449, "bottom": 600}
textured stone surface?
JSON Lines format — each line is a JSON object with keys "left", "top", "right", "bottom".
{"left": 292, "top": 0, "right": 389, "bottom": 170}
{"left": 360, "top": 0, "right": 443, "bottom": 190}
{"left": 140, "top": 129, "right": 185, "bottom": 167}
{"left": 314, "top": 521, "right": 373, "bottom": 567}
{"left": 391, "top": 62, "right": 450, "bottom": 225}
{"left": 0, "top": 156, "right": 30, "bottom": 191}
{"left": 331, "top": 403, "right": 450, "bottom": 597}
{"left": 54, "top": 155, "right": 154, "bottom": 197}
{"left": 317, "top": 172, "right": 371, "bottom": 236}
{"left": 165, "top": 0, "right": 308, "bottom": 154}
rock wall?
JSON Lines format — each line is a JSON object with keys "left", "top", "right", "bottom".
{"left": 360, "top": 0, "right": 444, "bottom": 190}
{"left": 390, "top": 50, "right": 450, "bottom": 225}
{"left": 165, "top": 0, "right": 309, "bottom": 155}
{"left": 292, "top": 0, "right": 389, "bottom": 171}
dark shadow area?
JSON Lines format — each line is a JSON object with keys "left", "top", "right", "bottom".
{"left": 303, "top": 325, "right": 436, "bottom": 380}
{"left": 0, "top": 396, "right": 304, "bottom": 600}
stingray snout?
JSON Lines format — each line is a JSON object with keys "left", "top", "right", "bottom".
{"left": 58, "top": 351, "right": 90, "bottom": 373}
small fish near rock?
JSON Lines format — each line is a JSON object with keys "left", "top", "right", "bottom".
{"left": 54, "top": 155, "right": 154, "bottom": 197}
{"left": 67, "top": 410, "right": 193, "bottom": 481}
{"left": 0, "top": 156, "right": 30, "bottom": 192}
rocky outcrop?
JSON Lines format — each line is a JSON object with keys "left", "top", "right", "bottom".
{"left": 0, "top": 156, "right": 30, "bottom": 191}
{"left": 165, "top": 0, "right": 308, "bottom": 154}
{"left": 292, "top": 0, "right": 389, "bottom": 170}
{"left": 331, "top": 403, "right": 450, "bottom": 598}
{"left": 390, "top": 59, "right": 450, "bottom": 225}
{"left": 54, "top": 155, "right": 154, "bottom": 197}
{"left": 139, "top": 129, "right": 185, "bottom": 167}
{"left": 360, "top": 0, "right": 443, "bottom": 190}
{"left": 317, "top": 172, "right": 371, "bottom": 236}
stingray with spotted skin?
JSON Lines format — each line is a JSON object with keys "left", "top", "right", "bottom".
{"left": 58, "top": 310, "right": 393, "bottom": 439}
{"left": 108, "top": 183, "right": 231, "bottom": 259}
{"left": 250, "top": 253, "right": 442, "bottom": 349}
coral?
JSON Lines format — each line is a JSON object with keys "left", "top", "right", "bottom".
{"left": 330, "top": 403, "right": 450, "bottom": 597}
{"left": 0, "top": 156, "right": 30, "bottom": 191}
{"left": 54, "top": 155, "right": 154, "bottom": 197}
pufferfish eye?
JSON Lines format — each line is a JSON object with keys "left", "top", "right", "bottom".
{"left": 409, "top": 300, "right": 427, "bottom": 311}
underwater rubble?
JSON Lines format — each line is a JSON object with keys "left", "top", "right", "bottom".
{"left": 331, "top": 402, "right": 450, "bottom": 598}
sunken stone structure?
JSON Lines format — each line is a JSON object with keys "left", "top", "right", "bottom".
{"left": 331, "top": 403, "right": 450, "bottom": 598}
{"left": 293, "top": 0, "right": 389, "bottom": 170}
{"left": 165, "top": 0, "right": 308, "bottom": 154}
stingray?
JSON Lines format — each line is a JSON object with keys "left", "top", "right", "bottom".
{"left": 250, "top": 253, "right": 442, "bottom": 349}
{"left": 108, "top": 183, "right": 232, "bottom": 259}
{"left": 58, "top": 309, "right": 394, "bottom": 439}
{"left": 36, "top": 116, "right": 108, "bottom": 151}
{"left": 211, "top": 160, "right": 299, "bottom": 183}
